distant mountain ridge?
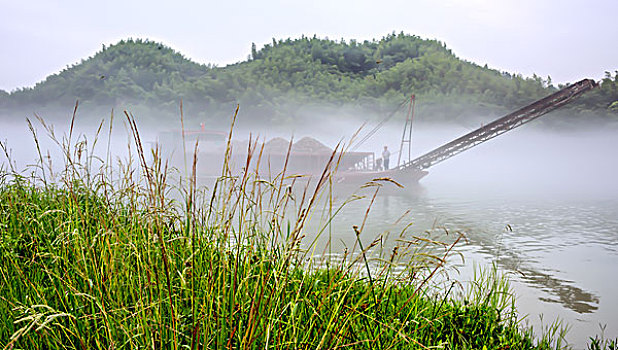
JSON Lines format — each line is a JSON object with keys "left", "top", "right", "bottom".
{"left": 1, "top": 34, "right": 616, "bottom": 126}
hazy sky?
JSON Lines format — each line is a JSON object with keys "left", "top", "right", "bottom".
{"left": 1, "top": 0, "right": 616, "bottom": 92}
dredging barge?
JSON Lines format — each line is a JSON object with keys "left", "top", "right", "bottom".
{"left": 158, "top": 79, "right": 596, "bottom": 186}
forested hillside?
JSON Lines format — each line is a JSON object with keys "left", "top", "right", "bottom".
{"left": 1, "top": 34, "right": 616, "bottom": 126}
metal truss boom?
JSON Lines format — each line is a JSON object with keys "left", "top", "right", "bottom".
{"left": 401, "top": 78, "right": 597, "bottom": 171}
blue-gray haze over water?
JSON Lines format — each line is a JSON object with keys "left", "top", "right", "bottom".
{"left": 2, "top": 115, "right": 617, "bottom": 348}
{"left": 320, "top": 123, "right": 618, "bottom": 348}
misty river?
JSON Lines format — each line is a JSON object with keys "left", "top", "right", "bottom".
{"left": 1, "top": 117, "right": 617, "bottom": 348}
{"left": 317, "top": 124, "right": 618, "bottom": 348}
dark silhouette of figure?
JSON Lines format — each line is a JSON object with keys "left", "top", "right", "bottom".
{"left": 382, "top": 146, "right": 391, "bottom": 170}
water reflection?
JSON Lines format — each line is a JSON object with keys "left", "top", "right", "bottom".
{"left": 314, "top": 180, "right": 618, "bottom": 345}
{"left": 447, "top": 203, "right": 603, "bottom": 314}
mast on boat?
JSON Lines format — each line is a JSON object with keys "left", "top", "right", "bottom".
{"left": 397, "top": 94, "right": 416, "bottom": 167}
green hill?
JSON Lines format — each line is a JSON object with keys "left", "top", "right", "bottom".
{"left": 1, "top": 34, "right": 616, "bottom": 126}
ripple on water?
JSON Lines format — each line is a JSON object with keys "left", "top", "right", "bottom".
{"left": 306, "top": 184, "right": 618, "bottom": 346}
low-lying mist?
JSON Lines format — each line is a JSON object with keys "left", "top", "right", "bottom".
{"left": 413, "top": 123, "right": 618, "bottom": 199}
{"left": 3, "top": 103, "right": 617, "bottom": 348}
{"left": 2, "top": 102, "right": 617, "bottom": 201}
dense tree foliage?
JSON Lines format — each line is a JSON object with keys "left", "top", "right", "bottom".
{"left": 1, "top": 34, "right": 616, "bottom": 126}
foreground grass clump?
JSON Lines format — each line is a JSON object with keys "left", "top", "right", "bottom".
{"left": 0, "top": 182, "right": 552, "bottom": 349}
{"left": 0, "top": 114, "right": 573, "bottom": 349}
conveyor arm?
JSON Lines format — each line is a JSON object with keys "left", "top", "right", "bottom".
{"left": 402, "top": 78, "right": 597, "bottom": 170}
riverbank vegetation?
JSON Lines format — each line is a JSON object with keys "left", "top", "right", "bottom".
{"left": 3, "top": 112, "right": 616, "bottom": 349}
{"left": 1, "top": 34, "right": 617, "bottom": 126}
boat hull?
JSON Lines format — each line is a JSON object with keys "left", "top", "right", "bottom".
{"left": 333, "top": 167, "right": 428, "bottom": 187}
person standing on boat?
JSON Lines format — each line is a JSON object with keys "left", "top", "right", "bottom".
{"left": 382, "top": 145, "right": 391, "bottom": 170}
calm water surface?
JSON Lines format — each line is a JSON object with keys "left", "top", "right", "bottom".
{"left": 319, "top": 127, "right": 618, "bottom": 348}
{"left": 3, "top": 118, "right": 616, "bottom": 348}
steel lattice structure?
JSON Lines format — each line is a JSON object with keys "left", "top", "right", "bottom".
{"left": 401, "top": 79, "right": 597, "bottom": 171}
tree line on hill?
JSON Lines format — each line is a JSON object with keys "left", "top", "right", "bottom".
{"left": 1, "top": 33, "right": 616, "bottom": 127}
